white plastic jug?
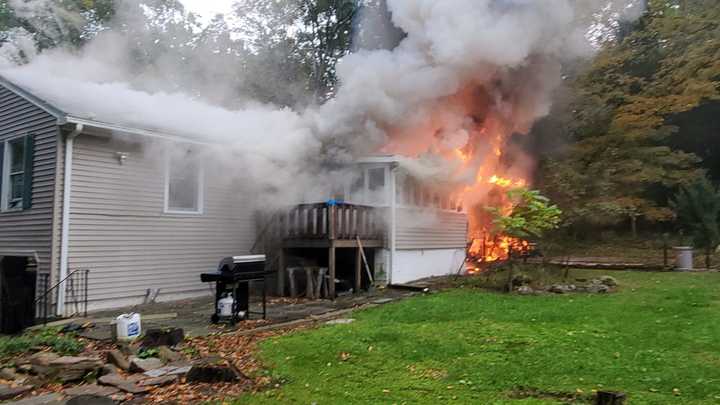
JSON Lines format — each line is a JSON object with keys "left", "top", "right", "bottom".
{"left": 218, "top": 294, "right": 235, "bottom": 317}
{"left": 116, "top": 313, "right": 142, "bottom": 341}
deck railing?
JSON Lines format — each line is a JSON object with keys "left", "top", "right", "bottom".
{"left": 281, "top": 202, "right": 384, "bottom": 241}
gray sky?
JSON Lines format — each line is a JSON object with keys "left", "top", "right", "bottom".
{"left": 181, "top": 0, "right": 234, "bottom": 21}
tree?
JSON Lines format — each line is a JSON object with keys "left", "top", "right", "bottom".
{"left": 671, "top": 177, "right": 720, "bottom": 268}
{"left": 486, "top": 188, "right": 562, "bottom": 292}
{"left": 535, "top": 0, "right": 718, "bottom": 235}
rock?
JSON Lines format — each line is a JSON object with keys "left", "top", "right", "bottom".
{"left": 98, "top": 374, "right": 149, "bottom": 394}
{"left": 0, "top": 384, "right": 32, "bottom": 400}
{"left": 3, "top": 393, "right": 63, "bottom": 405}
{"left": 140, "top": 328, "right": 184, "bottom": 349}
{"left": 516, "top": 286, "right": 534, "bottom": 295}
{"left": 116, "top": 342, "right": 138, "bottom": 357}
{"left": 64, "top": 384, "right": 120, "bottom": 397}
{"left": 372, "top": 298, "right": 394, "bottom": 305}
{"left": 0, "top": 367, "right": 19, "bottom": 380}
{"left": 156, "top": 346, "right": 182, "bottom": 363}
{"left": 100, "top": 364, "right": 118, "bottom": 376}
{"left": 139, "top": 375, "right": 177, "bottom": 387}
{"left": 143, "top": 365, "right": 191, "bottom": 378}
{"left": 186, "top": 360, "right": 242, "bottom": 383}
{"left": 66, "top": 395, "right": 116, "bottom": 405}
{"left": 129, "top": 357, "right": 163, "bottom": 373}
{"left": 106, "top": 350, "right": 130, "bottom": 371}
{"left": 548, "top": 284, "right": 569, "bottom": 294}
{"left": 511, "top": 274, "right": 532, "bottom": 287}
{"left": 587, "top": 284, "right": 611, "bottom": 294}
{"left": 29, "top": 352, "right": 60, "bottom": 375}
{"left": 46, "top": 356, "right": 103, "bottom": 382}
{"left": 599, "top": 275, "right": 619, "bottom": 287}
{"left": 326, "top": 319, "right": 355, "bottom": 325}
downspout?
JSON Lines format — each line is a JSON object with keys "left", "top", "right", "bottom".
{"left": 57, "top": 124, "right": 83, "bottom": 316}
{"left": 388, "top": 163, "right": 398, "bottom": 286}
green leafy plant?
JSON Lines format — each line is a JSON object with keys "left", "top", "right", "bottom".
{"left": 671, "top": 177, "right": 720, "bottom": 268}
{"left": 486, "top": 188, "right": 562, "bottom": 291}
{"left": 137, "top": 347, "right": 159, "bottom": 359}
{"left": 0, "top": 327, "right": 84, "bottom": 359}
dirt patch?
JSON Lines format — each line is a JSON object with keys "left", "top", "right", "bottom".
{"left": 509, "top": 386, "right": 592, "bottom": 403}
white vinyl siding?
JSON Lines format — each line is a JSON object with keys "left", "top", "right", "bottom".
{"left": 68, "top": 135, "right": 256, "bottom": 309}
{"left": 395, "top": 207, "right": 468, "bottom": 250}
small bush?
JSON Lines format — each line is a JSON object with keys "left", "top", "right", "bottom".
{"left": 0, "top": 327, "right": 84, "bottom": 359}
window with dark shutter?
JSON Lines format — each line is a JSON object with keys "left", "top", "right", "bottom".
{"left": 1, "top": 135, "right": 34, "bottom": 212}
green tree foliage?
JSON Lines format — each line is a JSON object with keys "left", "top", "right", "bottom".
{"left": 671, "top": 177, "right": 720, "bottom": 267}
{"left": 537, "top": 0, "right": 718, "bottom": 234}
{"left": 486, "top": 188, "right": 562, "bottom": 240}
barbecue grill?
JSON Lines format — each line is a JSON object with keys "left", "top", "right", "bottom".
{"left": 200, "top": 255, "right": 270, "bottom": 324}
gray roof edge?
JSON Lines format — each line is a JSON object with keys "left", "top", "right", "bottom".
{"left": 65, "top": 116, "right": 214, "bottom": 146}
{"left": 0, "top": 74, "right": 67, "bottom": 122}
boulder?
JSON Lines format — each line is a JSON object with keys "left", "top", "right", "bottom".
{"left": 599, "top": 275, "right": 619, "bottom": 287}
{"left": 516, "top": 286, "right": 534, "bottom": 295}
{"left": 587, "top": 284, "right": 611, "bottom": 294}
{"left": 0, "top": 384, "right": 32, "bottom": 400}
{"left": 186, "top": 358, "right": 243, "bottom": 383}
{"left": 98, "top": 374, "right": 149, "bottom": 394}
{"left": 3, "top": 393, "right": 63, "bottom": 405}
{"left": 129, "top": 357, "right": 163, "bottom": 373}
{"left": 106, "top": 350, "right": 130, "bottom": 371}
{"left": 140, "top": 328, "right": 184, "bottom": 349}
{"left": 157, "top": 346, "right": 182, "bottom": 363}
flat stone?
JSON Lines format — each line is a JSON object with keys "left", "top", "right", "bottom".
{"left": 139, "top": 375, "right": 177, "bottom": 387}
{"left": 64, "top": 384, "right": 120, "bottom": 397}
{"left": 372, "top": 298, "right": 394, "bottom": 304}
{"left": 156, "top": 346, "right": 182, "bottom": 363}
{"left": 97, "top": 374, "right": 148, "bottom": 394}
{"left": 29, "top": 352, "right": 60, "bottom": 375}
{"left": 0, "top": 384, "right": 32, "bottom": 400}
{"left": 326, "top": 318, "right": 355, "bottom": 325}
{"left": 105, "top": 350, "right": 130, "bottom": 371}
{"left": 142, "top": 364, "right": 191, "bottom": 378}
{"left": 4, "top": 393, "right": 64, "bottom": 405}
{"left": 45, "top": 357, "right": 103, "bottom": 382}
{"left": 66, "top": 395, "right": 115, "bottom": 405}
{"left": 0, "top": 367, "right": 19, "bottom": 380}
{"left": 129, "top": 357, "right": 163, "bottom": 373}
{"left": 99, "top": 364, "right": 118, "bottom": 376}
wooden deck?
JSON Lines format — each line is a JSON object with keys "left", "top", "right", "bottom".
{"left": 272, "top": 202, "right": 386, "bottom": 298}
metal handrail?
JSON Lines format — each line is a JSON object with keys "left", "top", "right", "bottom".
{"left": 35, "top": 269, "right": 89, "bottom": 326}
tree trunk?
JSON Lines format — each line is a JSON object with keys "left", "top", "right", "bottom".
{"left": 630, "top": 215, "right": 637, "bottom": 239}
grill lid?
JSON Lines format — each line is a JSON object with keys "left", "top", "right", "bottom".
{"left": 231, "top": 255, "right": 266, "bottom": 263}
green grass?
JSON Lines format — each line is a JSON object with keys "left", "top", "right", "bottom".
{"left": 0, "top": 327, "right": 84, "bottom": 360}
{"left": 238, "top": 270, "right": 720, "bottom": 404}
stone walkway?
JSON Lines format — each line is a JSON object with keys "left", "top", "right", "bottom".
{"left": 72, "top": 287, "right": 416, "bottom": 340}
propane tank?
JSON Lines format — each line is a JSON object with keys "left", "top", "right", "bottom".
{"left": 218, "top": 293, "right": 235, "bottom": 317}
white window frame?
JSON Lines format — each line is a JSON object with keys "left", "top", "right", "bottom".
{"left": 1, "top": 135, "right": 26, "bottom": 213}
{"left": 163, "top": 149, "right": 205, "bottom": 215}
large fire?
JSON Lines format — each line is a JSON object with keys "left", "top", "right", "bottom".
{"left": 381, "top": 84, "right": 535, "bottom": 267}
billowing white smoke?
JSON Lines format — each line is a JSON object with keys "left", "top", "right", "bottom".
{"left": 0, "top": 0, "right": 645, "bottom": 209}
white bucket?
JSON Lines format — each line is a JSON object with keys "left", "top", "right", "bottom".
{"left": 115, "top": 313, "right": 142, "bottom": 341}
{"left": 218, "top": 294, "right": 235, "bottom": 317}
{"left": 673, "top": 247, "right": 694, "bottom": 271}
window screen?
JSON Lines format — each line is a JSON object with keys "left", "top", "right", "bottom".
{"left": 167, "top": 150, "right": 201, "bottom": 212}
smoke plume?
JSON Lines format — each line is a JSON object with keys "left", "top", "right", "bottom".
{"left": 0, "top": 0, "right": 645, "bottom": 210}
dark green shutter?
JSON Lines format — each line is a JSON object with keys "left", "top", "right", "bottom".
{"left": 22, "top": 135, "right": 34, "bottom": 210}
{"left": 0, "top": 142, "right": 3, "bottom": 205}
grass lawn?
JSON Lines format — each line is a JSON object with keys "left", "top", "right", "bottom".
{"left": 238, "top": 270, "right": 720, "bottom": 404}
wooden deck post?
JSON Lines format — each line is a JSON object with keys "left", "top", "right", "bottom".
{"left": 328, "top": 243, "right": 336, "bottom": 299}
{"left": 355, "top": 246, "right": 362, "bottom": 293}
{"left": 277, "top": 248, "right": 286, "bottom": 297}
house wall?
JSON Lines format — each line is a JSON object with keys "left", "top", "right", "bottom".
{"left": 392, "top": 207, "right": 468, "bottom": 283}
{"left": 0, "top": 84, "right": 59, "bottom": 278}
{"left": 68, "top": 135, "right": 256, "bottom": 310}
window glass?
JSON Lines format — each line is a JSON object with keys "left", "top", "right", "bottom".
{"left": 167, "top": 150, "right": 201, "bottom": 212}
{"left": 7, "top": 138, "right": 25, "bottom": 209}
{"left": 367, "top": 167, "right": 386, "bottom": 205}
